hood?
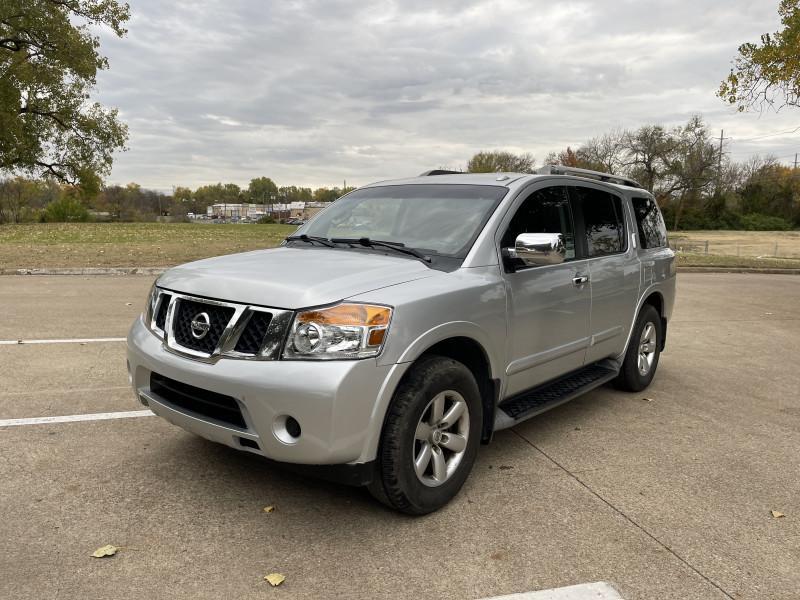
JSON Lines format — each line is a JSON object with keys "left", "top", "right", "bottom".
{"left": 157, "top": 246, "right": 439, "bottom": 309}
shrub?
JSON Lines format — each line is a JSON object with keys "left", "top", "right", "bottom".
{"left": 42, "top": 198, "right": 90, "bottom": 222}
{"left": 256, "top": 215, "right": 276, "bottom": 224}
{"left": 739, "top": 213, "right": 793, "bottom": 231}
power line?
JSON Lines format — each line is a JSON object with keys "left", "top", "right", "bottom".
{"left": 728, "top": 125, "right": 800, "bottom": 142}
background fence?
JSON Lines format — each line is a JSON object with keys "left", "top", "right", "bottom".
{"left": 668, "top": 231, "right": 800, "bottom": 259}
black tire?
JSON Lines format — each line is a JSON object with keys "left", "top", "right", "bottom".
{"left": 614, "top": 304, "right": 662, "bottom": 392}
{"left": 368, "top": 355, "right": 482, "bottom": 515}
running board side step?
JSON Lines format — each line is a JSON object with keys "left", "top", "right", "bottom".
{"left": 494, "top": 362, "right": 619, "bottom": 430}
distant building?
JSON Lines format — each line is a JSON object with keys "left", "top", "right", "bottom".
{"left": 289, "top": 202, "right": 328, "bottom": 220}
{"left": 206, "top": 201, "right": 329, "bottom": 220}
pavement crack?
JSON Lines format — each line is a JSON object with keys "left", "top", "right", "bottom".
{"left": 511, "top": 428, "right": 735, "bottom": 600}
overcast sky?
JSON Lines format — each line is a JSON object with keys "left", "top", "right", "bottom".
{"left": 95, "top": 0, "right": 800, "bottom": 191}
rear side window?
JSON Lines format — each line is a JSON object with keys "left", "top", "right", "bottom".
{"left": 572, "top": 186, "right": 625, "bottom": 256}
{"left": 631, "top": 196, "right": 668, "bottom": 249}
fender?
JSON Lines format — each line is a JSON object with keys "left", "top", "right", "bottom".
{"left": 618, "top": 284, "right": 666, "bottom": 359}
{"left": 394, "top": 320, "right": 503, "bottom": 380}
{"left": 357, "top": 321, "right": 503, "bottom": 464}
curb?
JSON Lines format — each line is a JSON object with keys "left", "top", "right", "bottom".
{"left": 1, "top": 267, "right": 167, "bottom": 276}
{"left": 479, "top": 582, "right": 623, "bottom": 600}
{"left": 677, "top": 266, "right": 800, "bottom": 275}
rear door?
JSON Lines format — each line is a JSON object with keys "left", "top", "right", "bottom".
{"left": 568, "top": 184, "right": 640, "bottom": 363}
{"left": 500, "top": 185, "right": 591, "bottom": 397}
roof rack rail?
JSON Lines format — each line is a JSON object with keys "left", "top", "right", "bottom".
{"left": 418, "top": 169, "right": 463, "bottom": 176}
{"left": 536, "top": 165, "right": 643, "bottom": 189}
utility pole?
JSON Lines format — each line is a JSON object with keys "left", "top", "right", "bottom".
{"left": 794, "top": 153, "right": 797, "bottom": 171}
{"left": 716, "top": 129, "right": 724, "bottom": 195}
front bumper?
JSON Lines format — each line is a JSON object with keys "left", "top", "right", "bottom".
{"left": 127, "top": 316, "right": 408, "bottom": 468}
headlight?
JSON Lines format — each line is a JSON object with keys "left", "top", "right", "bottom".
{"left": 144, "top": 283, "right": 158, "bottom": 327}
{"left": 283, "top": 303, "right": 392, "bottom": 360}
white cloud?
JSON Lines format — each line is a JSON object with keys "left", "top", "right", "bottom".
{"left": 95, "top": 0, "right": 799, "bottom": 190}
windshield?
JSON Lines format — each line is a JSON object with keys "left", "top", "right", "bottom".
{"left": 297, "top": 184, "right": 507, "bottom": 257}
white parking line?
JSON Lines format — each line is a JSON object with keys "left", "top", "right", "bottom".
{"left": 480, "top": 582, "right": 623, "bottom": 600}
{"left": 0, "top": 410, "right": 153, "bottom": 427}
{"left": 0, "top": 337, "right": 127, "bottom": 345}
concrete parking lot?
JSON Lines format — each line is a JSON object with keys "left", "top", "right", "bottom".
{"left": 1, "top": 273, "right": 798, "bottom": 599}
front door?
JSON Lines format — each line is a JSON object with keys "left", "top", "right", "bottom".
{"left": 500, "top": 185, "right": 591, "bottom": 398}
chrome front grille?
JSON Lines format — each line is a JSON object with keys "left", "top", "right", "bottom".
{"left": 233, "top": 310, "right": 273, "bottom": 354}
{"left": 172, "top": 298, "right": 235, "bottom": 354}
{"left": 147, "top": 289, "right": 293, "bottom": 362}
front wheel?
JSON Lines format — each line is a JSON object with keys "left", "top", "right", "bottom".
{"left": 368, "top": 355, "right": 482, "bottom": 515}
{"left": 614, "top": 304, "right": 662, "bottom": 392}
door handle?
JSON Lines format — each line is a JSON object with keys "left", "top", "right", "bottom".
{"left": 572, "top": 275, "right": 589, "bottom": 286}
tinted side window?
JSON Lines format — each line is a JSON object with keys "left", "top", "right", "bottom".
{"left": 632, "top": 196, "right": 668, "bottom": 249}
{"left": 502, "top": 186, "right": 576, "bottom": 261}
{"left": 573, "top": 187, "right": 625, "bottom": 256}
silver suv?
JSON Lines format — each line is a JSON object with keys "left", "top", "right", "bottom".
{"left": 127, "top": 166, "right": 675, "bottom": 514}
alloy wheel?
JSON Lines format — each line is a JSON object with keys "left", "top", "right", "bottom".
{"left": 413, "top": 390, "right": 470, "bottom": 487}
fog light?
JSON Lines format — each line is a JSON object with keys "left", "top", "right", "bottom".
{"left": 273, "top": 415, "right": 302, "bottom": 444}
{"left": 285, "top": 416, "right": 301, "bottom": 438}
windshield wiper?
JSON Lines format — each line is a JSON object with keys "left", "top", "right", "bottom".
{"left": 329, "top": 237, "right": 431, "bottom": 263}
{"left": 285, "top": 234, "right": 335, "bottom": 247}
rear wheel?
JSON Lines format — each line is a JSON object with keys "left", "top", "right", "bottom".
{"left": 614, "top": 304, "right": 662, "bottom": 392}
{"left": 368, "top": 355, "right": 482, "bottom": 515}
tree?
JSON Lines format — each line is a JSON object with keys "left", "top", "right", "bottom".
{"left": 661, "top": 115, "right": 719, "bottom": 229}
{"left": 0, "top": 176, "right": 44, "bottom": 222}
{"left": 620, "top": 125, "right": 676, "bottom": 193}
{"left": 577, "top": 131, "right": 626, "bottom": 173}
{"left": 278, "top": 185, "right": 313, "bottom": 203}
{"left": 544, "top": 146, "right": 594, "bottom": 169}
{"left": 0, "top": 1, "right": 130, "bottom": 187}
{"left": 466, "top": 151, "right": 536, "bottom": 173}
{"left": 312, "top": 187, "right": 340, "bottom": 202}
{"left": 247, "top": 177, "right": 278, "bottom": 204}
{"left": 719, "top": 0, "right": 800, "bottom": 111}
{"left": 193, "top": 182, "right": 241, "bottom": 214}
{"left": 173, "top": 186, "right": 193, "bottom": 204}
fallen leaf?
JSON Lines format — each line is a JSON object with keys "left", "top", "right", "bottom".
{"left": 91, "top": 544, "right": 119, "bottom": 558}
{"left": 771, "top": 510, "right": 785, "bottom": 518}
{"left": 125, "top": 302, "right": 132, "bottom": 306}
{"left": 264, "top": 573, "right": 286, "bottom": 586}
{"left": 262, "top": 505, "right": 275, "bottom": 513}
{"left": 642, "top": 397, "right": 654, "bottom": 402}
{"left": 498, "top": 465, "right": 513, "bottom": 471}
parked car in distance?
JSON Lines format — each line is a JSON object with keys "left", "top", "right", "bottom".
{"left": 127, "top": 165, "right": 675, "bottom": 514}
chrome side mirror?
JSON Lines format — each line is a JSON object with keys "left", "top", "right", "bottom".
{"left": 510, "top": 232, "right": 566, "bottom": 267}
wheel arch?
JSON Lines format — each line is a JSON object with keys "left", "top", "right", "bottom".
{"left": 417, "top": 336, "right": 499, "bottom": 444}
{"left": 386, "top": 322, "right": 502, "bottom": 446}
{"left": 618, "top": 288, "right": 669, "bottom": 362}
{"left": 641, "top": 290, "right": 667, "bottom": 350}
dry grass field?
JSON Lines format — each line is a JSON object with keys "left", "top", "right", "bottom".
{"left": 670, "top": 230, "right": 800, "bottom": 258}
{"left": 0, "top": 223, "right": 295, "bottom": 269}
{"left": 0, "top": 223, "right": 799, "bottom": 270}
